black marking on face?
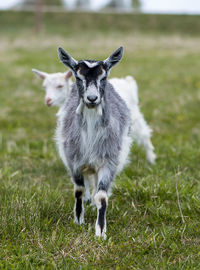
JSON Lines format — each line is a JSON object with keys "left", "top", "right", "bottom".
{"left": 75, "top": 76, "right": 85, "bottom": 98}
{"left": 75, "top": 191, "right": 82, "bottom": 222}
{"left": 98, "top": 198, "right": 107, "bottom": 233}
{"left": 74, "top": 60, "right": 108, "bottom": 107}
{"left": 77, "top": 61, "right": 106, "bottom": 86}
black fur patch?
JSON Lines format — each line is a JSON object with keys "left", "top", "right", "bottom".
{"left": 98, "top": 198, "right": 107, "bottom": 233}
{"left": 98, "top": 181, "right": 109, "bottom": 192}
{"left": 77, "top": 61, "right": 105, "bottom": 87}
{"left": 74, "top": 172, "right": 84, "bottom": 186}
{"left": 75, "top": 191, "right": 82, "bottom": 222}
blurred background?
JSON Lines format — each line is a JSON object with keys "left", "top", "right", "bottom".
{"left": 0, "top": 0, "right": 200, "bottom": 268}
{"left": 1, "top": 0, "right": 200, "bottom": 14}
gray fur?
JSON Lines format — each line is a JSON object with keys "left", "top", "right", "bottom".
{"left": 60, "top": 81, "right": 130, "bottom": 183}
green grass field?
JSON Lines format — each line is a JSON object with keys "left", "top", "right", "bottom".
{"left": 0, "top": 11, "right": 200, "bottom": 269}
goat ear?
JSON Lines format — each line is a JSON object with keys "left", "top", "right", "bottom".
{"left": 64, "top": 70, "right": 73, "bottom": 80}
{"left": 58, "top": 47, "right": 77, "bottom": 71}
{"left": 104, "top": 46, "right": 124, "bottom": 70}
{"left": 32, "top": 68, "right": 47, "bottom": 80}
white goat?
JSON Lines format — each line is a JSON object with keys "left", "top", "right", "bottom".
{"left": 32, "top": 69, "right": 73, "bottom": 107}
{"left": 32, "top": 69, "right": 156, "bottom": 165}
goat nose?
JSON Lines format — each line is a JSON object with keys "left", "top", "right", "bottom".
{"left": 87, "top": 95, "right": 98, "bottom": 103}
{"left": 46, "top": 98, "right": 52, "bottom": 106}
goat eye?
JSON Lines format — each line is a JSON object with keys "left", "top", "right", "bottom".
{"left": 56, "top": 85, "right": 63, "bottom": 89}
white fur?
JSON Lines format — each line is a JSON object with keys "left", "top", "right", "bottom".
{"left": 110, "top": 76, "right": 156, "bottom": 164}
{"left": 110, "top": 76, "right": 139, "bottom": 107}
{"left": 84, "top": 61, "right": 99, "bottom": 68}
{"left": 78, "top": 107, "right": 104, "bottom": 171}
{"left": 54, "top": 116, "right": 69, "bottom": 169}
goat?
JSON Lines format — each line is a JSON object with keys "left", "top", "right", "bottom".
{"left": 32, "top": 70, "right": 156, "bottom": 164}
{"left": 32, "top": 69, "right": 73, "bottom": 107}
{"left": 56, "top": 46, "right": 133, "bottom": 238}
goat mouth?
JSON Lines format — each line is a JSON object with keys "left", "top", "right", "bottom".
{"left": 85, "top": 102, "right": 99, "bottom": 109}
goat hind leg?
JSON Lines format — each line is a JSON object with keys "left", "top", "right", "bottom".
{"left": 145, "top": 138, "right": 156, "bottom": 164}
{"left": 73, "top": 172, "right": 85, "bottom": 224}
{"left": 132, "top": 112, "right": 156, "bottom": 164}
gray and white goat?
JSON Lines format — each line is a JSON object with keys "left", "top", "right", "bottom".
{"left": 56, "top": 46, "right": 133, "bottom": 238}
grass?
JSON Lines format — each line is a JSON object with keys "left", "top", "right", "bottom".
{"left": 0, "top": 10, "right": 200, "bottom": 269}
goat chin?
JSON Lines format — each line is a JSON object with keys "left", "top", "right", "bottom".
{"left": 76, "top": 99, "right": 103, "bottom": 116}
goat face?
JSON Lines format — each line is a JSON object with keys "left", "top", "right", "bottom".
{"left": 57, "top": 47, "right": 124, "bottom": 109}
{"left": 75, "top": 61, "right": 106, "bottom": 108}
{"left": 32, "top": 69, "right": 72, "bottom": 107}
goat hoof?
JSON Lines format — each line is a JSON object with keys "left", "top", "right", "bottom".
{"left": 95, "top": 231, "right": 107, "bottom": 240}
{"left": 74, "top": 219, "right": 84, "bottom": 225}
{"left": 147, "top": 151, "right": 156, "bottom": 164}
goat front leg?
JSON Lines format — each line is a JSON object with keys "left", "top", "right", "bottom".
{"left": 84, "top": 178, "right": 91, "bottom": 205}
{"left": 73, "top": 172, "right": 85, "bottom": 225}
{"left": 83, "top": 174, "right": 97, "bottom": 205}
{"left": 94, "top": 167, "right": 113, "bottom": 239}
